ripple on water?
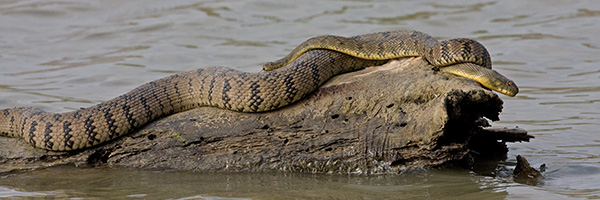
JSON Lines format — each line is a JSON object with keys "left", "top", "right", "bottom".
{"left": 0, "top": 0, "right": 599, "bottom": 199}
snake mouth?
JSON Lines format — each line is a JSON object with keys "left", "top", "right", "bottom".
{"left": 499, "top": 88, "right": 517, "bottom": 97}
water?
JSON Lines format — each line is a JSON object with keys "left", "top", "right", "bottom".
{"left": 0, "top": 166, "right": 513, "bottom": 199}
{"left": 0, "top": 0, "right": 599, "bottom": 199}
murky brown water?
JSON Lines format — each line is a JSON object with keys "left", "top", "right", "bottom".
{"left": 1, "top": 166, "right": 513, "bottom": 199}
{"left": 0, "top": 0, "right": 599, "bottom": 199}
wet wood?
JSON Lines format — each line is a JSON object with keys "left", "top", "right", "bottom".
{"left": 513, "top": 155, "right": 544, "bottom": 185}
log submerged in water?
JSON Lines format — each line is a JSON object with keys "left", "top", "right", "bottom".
{"left": 0, "top": 57, "right": 531, "bottom": 175}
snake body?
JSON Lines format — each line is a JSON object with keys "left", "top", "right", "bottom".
{"left": 0, "top": 30, "right": 518, "bottom": 151}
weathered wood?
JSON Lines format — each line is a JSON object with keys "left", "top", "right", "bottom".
{"left": 0, "top": 57, "right": 531, "bottom": 175}
{"left": 481, "top": 127, "right": 533, "bottom": 142}
{"left": 513, "top": 155, "right": 544, "bottom": 185}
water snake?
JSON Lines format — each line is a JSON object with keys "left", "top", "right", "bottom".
{"left": 0, "top": 30, "right": 518, "bottom": 151}
{"left": 263, "top": 30, "right": 517, "bottom": 97}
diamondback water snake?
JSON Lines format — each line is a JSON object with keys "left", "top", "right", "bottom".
{"left": 0, "top": 30, "right": 518, "bottom": 151}
{"left": 264, "top": 30, "right": 517, "bottom": 96}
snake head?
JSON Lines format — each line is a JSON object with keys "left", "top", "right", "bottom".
{"left": 440, "top": 63, "right": 519, "bottom": 97}
{"left": 504, "top": 80, "right": 519, "bottom": 97}
{"left": 486, "top": 73, "right": 519, "bottom": 97}
{"left": 263, "top": 62, "right": 276, "bottom": 71}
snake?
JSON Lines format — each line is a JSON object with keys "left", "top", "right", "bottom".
{"left": 0, "top": 30, "right": 518, "bottom": 151}
{"left": 263, "top": 30, "right": 517, "bottom": 97}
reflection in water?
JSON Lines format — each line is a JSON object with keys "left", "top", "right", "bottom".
{"left": 6, "top": 46, "right": 150, "bottom": 76}
{"left": 0, "top": 187, "right": 51, "bottom": 198}
{"left": 0, "top": 166, "right": 508, "bottom": 199}
{"left": 0, "top": 0, "right": 599, "bottom": 199}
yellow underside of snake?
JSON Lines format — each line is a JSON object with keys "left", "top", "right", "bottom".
{"left": 0, "top": 30, "right": 518, "bottom": 151}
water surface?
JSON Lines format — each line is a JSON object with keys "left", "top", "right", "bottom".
{"left": 0, "top": 0, "right": 599, "bottom": 199}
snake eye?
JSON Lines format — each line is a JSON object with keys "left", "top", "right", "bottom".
{"left": 507, "top": 81, "right": 513, "bottom": 86}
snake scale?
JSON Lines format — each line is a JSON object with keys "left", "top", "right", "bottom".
{"left": 0, "top": 30, "right": 518, "bottom": 151}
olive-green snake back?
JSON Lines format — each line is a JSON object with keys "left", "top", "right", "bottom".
{"left": 263, "top": 30, "right": 517, "bottom": 97}
{"left": 0, "top": 30, "right": 518, "bottom": 151}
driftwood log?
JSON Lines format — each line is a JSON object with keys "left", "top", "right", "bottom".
{"left": 0, "top": 57, "right": 531, "bottom": 175}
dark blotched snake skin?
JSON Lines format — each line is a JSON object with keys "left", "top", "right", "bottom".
{"left": 0, "top": 30, "right": 518, "bottom": 151}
